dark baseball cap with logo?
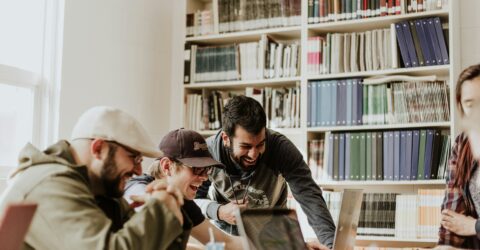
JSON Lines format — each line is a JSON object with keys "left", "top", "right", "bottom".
{"left": 159, "top": 128, "right": 224, "bottom": 168}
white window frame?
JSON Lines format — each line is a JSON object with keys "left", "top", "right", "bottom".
{"left": 0, "top": 0, "right": 64, "bottom": 172}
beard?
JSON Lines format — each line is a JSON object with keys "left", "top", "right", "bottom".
{"left": 225, "top": 144, "right": 262, "bottom": 170}
{"left": 100, "top": 148, "right": 124, "bottom": 198}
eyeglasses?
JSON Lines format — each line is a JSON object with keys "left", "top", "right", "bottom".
{"left": 191, "top": 166, "right": 213, "bottom": 176}
{"left": 107, "top": 141, "right": 143, "bottom": 165}
{"left": 169, "top": 158, "right": 214, "bottom": 176}
{"left": 127, "top": 152, "right": 143, "bottom": 166}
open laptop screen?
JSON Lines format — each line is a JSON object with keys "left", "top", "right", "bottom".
{"left": 236, "top": 208, "right": 307, "bottom": 250}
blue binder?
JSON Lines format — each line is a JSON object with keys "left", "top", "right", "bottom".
{"left": 383, "top": 131, "right": 389, "bottom": 180}
{"left": 399, "top": 131, "right": 408, "bottom": 180}
{"left": 415, "top": 19, "right": 435, "bottom": 66}
{"left": 423, "top": 18, "right": 442, "bottom": 65}
{"left": 401, "top": 21, "right": 419, "bottom": 67}
{"left": 433, "top": 17, "right": 449, "bottom": 65}
{"left": 316, "top": 81, "right": 322, "bottom": 126}
{"left": 395, "top": 22, "right": 412, "bottom": 67}
{"left": 405, "top": 131, "right": 413, "bottom": 180}
{"left": 346, "top": 79, "right": 353, "bottom": 125}
{"left": 411, "top": 130, "right": 420, "bottom": 180}
{"left": 307, "top": 83, "right": 312, "bottom": 127}
{"left": 393, "top": 131, "right": 401, "bottom": 180}
{"left": 322, "top": 81, "right": 329, "bottom": 126}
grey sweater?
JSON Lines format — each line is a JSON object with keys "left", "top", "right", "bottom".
{"left": 195, "top": 129, "right": 336, "bottom": 247}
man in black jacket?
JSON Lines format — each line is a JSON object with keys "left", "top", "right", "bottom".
{"left": 195, "top": 96, "right": 335, "bottom": 249}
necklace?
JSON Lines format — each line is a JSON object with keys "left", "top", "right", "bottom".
{"left": 227, "top": 174, "right": 253, "bottom": 205}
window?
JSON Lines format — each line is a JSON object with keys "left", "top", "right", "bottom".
{"left": 0, "top": 0, "right": 64, "bottom": 178}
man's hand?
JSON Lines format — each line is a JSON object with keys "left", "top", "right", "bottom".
{"left": 305, "top": 239, "right": 330, "bottom": 250}
{"left": 134, "top": 179, "right": 185, "bottom": 225}
{"left": 441, "top": 209, "right": 477, "bottom": 236}
{"left": 218, "top": 201, "right": 248, "bottom": 225}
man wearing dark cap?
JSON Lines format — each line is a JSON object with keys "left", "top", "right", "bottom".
{"left": 0, "top": 106, "right": 185, "bottom": 250}
{"left": 124, "top": 128, "right": 242, "bottom": 250}
{"left": 195, "top": 96, "right": 336, "bottom": 249}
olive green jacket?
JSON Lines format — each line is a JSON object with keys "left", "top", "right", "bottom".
{"left": 0, "top": 141, "right": 185, "bottom": 250}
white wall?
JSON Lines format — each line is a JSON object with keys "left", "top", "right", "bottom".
{"left": 169, "top": 1, "right": 186, "bottom": 129}
{"left": 460, "top": 0, "right": 480, "bottom": 69}
{"left": 59, "top": 0, "right": 174, "bottom": 145}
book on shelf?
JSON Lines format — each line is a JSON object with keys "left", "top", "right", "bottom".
{"left": 216, "top": 0, "right": 301, "bottom": 34}
{"left": 395, "top": 21, "right": 413, "bottom": 67}
{"left": 246, "top": 86, "right": 301, "bottom": 128}
{"left": 417, "top": 188, "right": 443, "bottom": 239}
{"left": 187, "top": 0, "right": 301, "bottom": 37}
{"left": 308, "top": 0, "right": 449, "bottom": 24}
{"left": 185, "top": 86, "right": 301, "bottom": 131}
{"left": 186, "top": 9, "right": 215, "bottom": 37}
{"left": 184, "top": 35, "right": 300, "bottom": 83}
{"left": 307, "top": 28, "right": 394, "bottom": 75}
{"left": 307, "top": 78, "right": 450, "bottom": 127}
{"left": 184, "top": 43, "right": 193, "bottom": 84}
{"left": 306, "top": 16, "right": 448, "bottom": 74}
{"left": 185, "top": 91, "right": 239, "bottom": 131}
{"left": 308, "top": 139, "right": 325, "bottom": 180}
{"left": 308, "top": 129, "right": 450, "bottom": 182}
{"left": 394, "top": 17, "right": 449, "bottom": 68}
{"left": 290, "top": 189, "right": 443, "bottom": 241}
{"left": 433, "top": 17, "right": 449, "bottom": 65}
{"left": 188, "top": 44, "right": 240, "bottom": 83}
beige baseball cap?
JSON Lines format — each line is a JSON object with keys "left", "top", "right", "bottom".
{"left": 71, "top": 106, "right": 163, "bottom": 158}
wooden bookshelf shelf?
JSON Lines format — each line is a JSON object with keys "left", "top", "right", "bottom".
{"left": 308, "top": 10, "right": 449, "bottom": 33}
{"left": 355, "top": 236, "right": 438, "bottom": 248}
{"left": 307, "top": 65, "right": 450, "bottom": 81}
{"left": 184, "top": 77, "right": 301, "bottom": 89}
{"left": 185, "top": 26, "right": 301, "bottom": 45}
{"left": 307, "top": 122, "right": 451, "bottom": 132}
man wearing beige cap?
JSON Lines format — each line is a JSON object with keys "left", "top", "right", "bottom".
{"left": 0, "top": 106, "right": 186, "bottom": 250}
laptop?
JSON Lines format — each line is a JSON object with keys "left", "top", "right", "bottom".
{"left": 236, "top": 189, "right": 363, "bottom": 250}
{"left": 332, "top": 189, "right": 364, "bottom": 250}
{"left": 0, "top": 203, "right": 37, "bottom": 250}
{"left": 236, "top": 208, "right": 306, "bottom": 250}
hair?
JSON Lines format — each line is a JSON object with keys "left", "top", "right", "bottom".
{"left": 453, "top": 64, "right": 480, "bottom": 188}
{"left": 148, "top": 158, "right": 184, "bottom": 179}
{"left": 105, "top": 142, "right": 118, "bottom": 157}
{"left": 222, "top": 95, "right": 267, "bottom": 137}
{"left": 455, "top": 64, "right": 480, "bottom": 116}
{"left": 100, "top": 143, "right": 121, "bottom": 197}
